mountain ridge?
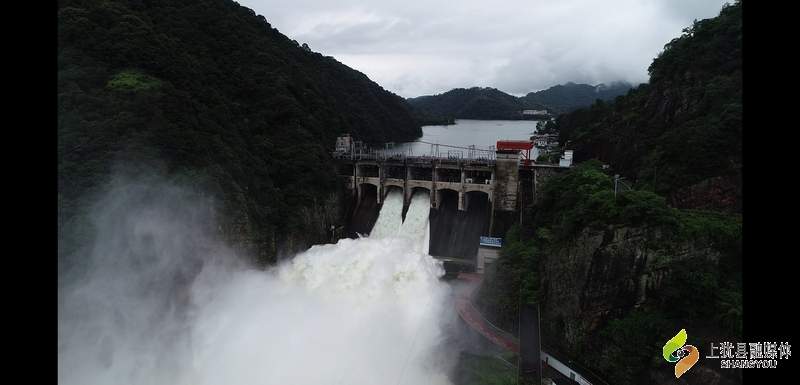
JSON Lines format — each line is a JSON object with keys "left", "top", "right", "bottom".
{"left": 406, "top": 82, "right": 634, "bottom": 123}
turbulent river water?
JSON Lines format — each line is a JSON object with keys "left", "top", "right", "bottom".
{"left": 58, "top": 181, "right": 455, "bottom": 385}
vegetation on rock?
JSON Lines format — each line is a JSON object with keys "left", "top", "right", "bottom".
{"left": 544, "top": 2, "right": 742, "bottom": 210}
{"left": 58, "top": 0, "right": 421, "bottom": 266}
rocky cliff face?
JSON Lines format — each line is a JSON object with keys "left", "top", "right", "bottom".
{"left": 670, "top": 175, "right": 741, "bottom": 213}
{"left": 542, "top": 226, "right": 718, "bottom": 339}
{"left": 219, "top": 190, "right": 347, "bottom": 265}
{"left": 539, "top": 225, "right": 739, "bottom": 385}
{"left": 278, "top": 191, "right": 347, "bottom": 258}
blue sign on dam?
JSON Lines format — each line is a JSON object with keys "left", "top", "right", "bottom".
{"left": 479, "top": 236, "right": 502, "bottom": 247}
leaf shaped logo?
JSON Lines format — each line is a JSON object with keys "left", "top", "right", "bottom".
{"left": 675, "top": 345, "right": 699, "bottom": 378}
{"left": 662, "top": 329, "right": 699, "bottom": 378}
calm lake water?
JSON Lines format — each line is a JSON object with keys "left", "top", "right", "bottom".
{"left": 386, "top": 119, "right": 542, "bottom": 158}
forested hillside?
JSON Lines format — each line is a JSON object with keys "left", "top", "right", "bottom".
{"left": 543, "top": 2, "right": 742, "bottom": 211}
{"left": 477, "top": 2, "right": 742, "bottom": 385}
{"left": 407, "top": 87, "right": 525, "bottom": 122}
{"left": 58, "top": 0, "right": 421, "bottom": 267}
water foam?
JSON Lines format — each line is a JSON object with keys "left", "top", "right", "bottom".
{"left": 369, "top": 188, "right": 404, "bottom": 239}
{"left": 399, "top": 190, "right": 432, "bottom": 254}
{"left": 58, "top": 180, "right": 453, "bottom": 385}
{"left": 186, "top": 237, "right": 451, "bottom": 385}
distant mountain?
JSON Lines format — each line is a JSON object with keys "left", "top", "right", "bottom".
{"left": 407, "top": 82, "right": 634, "bottom": 123}
{"left": 407, "top": 87, "right": 524, "bottom": 122}
{"left": 520, "top": 81, "right": 634, "bottom": 115}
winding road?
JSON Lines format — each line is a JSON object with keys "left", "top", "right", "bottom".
{"left": 453, "top": 272, "right": 605, "bottom": 385}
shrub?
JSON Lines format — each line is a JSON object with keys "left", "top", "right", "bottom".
{"left": 106, "top": 70, "right": 163, "bottom": 92}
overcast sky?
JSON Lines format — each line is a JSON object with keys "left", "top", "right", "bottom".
{"left": 237, "top": 0, "right": 729, "bottom": 98}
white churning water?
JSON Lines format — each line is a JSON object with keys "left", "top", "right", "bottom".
{"left": 398, "top": 190, "right": 432, "bottom": 254}
{"left": 58, "top": 180, "right": 452, "bottom": 385}
{"left": 369, "top": 188, "right": 404, "bottom": 240}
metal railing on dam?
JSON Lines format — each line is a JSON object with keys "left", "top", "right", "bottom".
{"left": 332, "top": 150, "right": 497, "bottom": 168}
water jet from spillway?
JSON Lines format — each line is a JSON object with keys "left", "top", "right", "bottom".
{"left": 370, "top": 188, "right": 404, "bottom": 239}
{"left": 398, "top": 190, "right": 432, "bottom": 254}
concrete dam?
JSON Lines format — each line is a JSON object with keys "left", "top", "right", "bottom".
{"left": 334, "top": 136, "right": 569, "bottom": 271}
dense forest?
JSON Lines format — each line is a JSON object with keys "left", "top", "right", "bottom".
{"left": 540, "top": 2, "right": 742, "bottom": 211}
{"left": 406, "top": 82, "right": 632, "bottom": 123}
{"left": 58, "top": 0, "right": 421, "bottom": 268}
{"left": 477, "top": 2, "right": 742, "bottom": 385}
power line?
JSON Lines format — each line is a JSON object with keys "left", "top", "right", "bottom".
{"left": 414, "top": 140, "right": 495, "bottom": 153}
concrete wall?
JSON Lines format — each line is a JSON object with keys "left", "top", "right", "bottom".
{"left": 542, "top": 352, "right": 594, "bottom": 385}
{"left": 337, "top": 156, "right": 567, "bottom": 241}
{"left": 340, "top": 160, "right": 565, "bottom": 217}
{"left": 383, "top": 178, "right": 404, "bottom": 190}
{"left": 476, "top": 246, "right": 501, "bottom": 274}
{"left": 341, "top": 159, "right": 498, "bottom": 212}
{"left": 494, "top": 151, "right": 520, "bottom": 212}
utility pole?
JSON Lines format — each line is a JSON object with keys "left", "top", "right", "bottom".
{"left": 615, "top": 174, "right": 629, "bottom": 199}
{"left": 518, "top": 302, "right": 543, "bottom": 385}
{"left": 653, "top": 165, "right": 657, "bottom": 190}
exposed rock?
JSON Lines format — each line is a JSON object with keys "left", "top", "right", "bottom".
{"left": 218, "top": 190, "right": 347, "bottom": 265}
{"left": 540, "top": 225, "right": 723, "bottom": 380}
{"left": 671, "top": 175, "right": 740, "bottom": 212}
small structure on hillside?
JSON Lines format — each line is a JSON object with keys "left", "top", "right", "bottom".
{"left": 497, "top": 140, "right": 534, "bottom": 166}
{"left": 477, "top": 236, "right": 502, "bottom": 274}
{"left": 530, "top": 134, "right": 558, "bottom": 149}
{"left": 335, "top": 134, "right": 353, "bottom": 153}
{"left": 522, "top": 109, "right": 548, "bottom": 115}
{"left": 559, "top": 150, "right": 573, "bottom": 168}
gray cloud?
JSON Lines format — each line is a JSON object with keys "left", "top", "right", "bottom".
{"left": 238, "top": 0, "right": 729, "bottom": 97}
